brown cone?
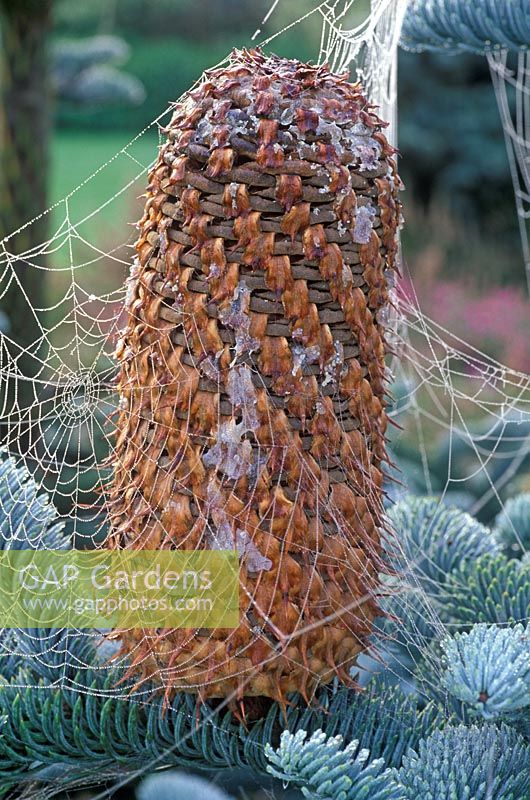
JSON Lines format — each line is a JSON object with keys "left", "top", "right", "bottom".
{"left": 107, "top": 48, "right": 402, "bottom": 709}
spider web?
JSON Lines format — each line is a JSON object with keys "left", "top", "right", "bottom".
{"left": 0, "top": 2, "right": 529, "bottom": 798}
{"left": 488, "top": 48, "right": 530, "bottom": 293}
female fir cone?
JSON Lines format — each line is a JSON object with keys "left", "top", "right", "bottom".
{"left": 108, "top": 48, "right": 402, "bottom": 716}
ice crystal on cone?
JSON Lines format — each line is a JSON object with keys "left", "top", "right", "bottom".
{"left": 203, "top": 419, "right": 253, "bottom": 479}
{"left": 235, "top": 529, "right": 273, "bottom": 573}
{"left": 353, "top": 203, "right": 377, "bottom": 244}
{"left": 220, "top": 281, "right": 260, "bottom": 358}
{"left": 227, "top": 364, "right": 259, "bottom": 432}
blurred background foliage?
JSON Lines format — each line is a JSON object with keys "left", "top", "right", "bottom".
{"left": 49, "top": 1, "right": 520, "bottom": 247}
{"left": 47, "top": 0, "right": 525, "bottom": 291}
{"left": 49, "top": 0, "right": 526, "bottom": 289}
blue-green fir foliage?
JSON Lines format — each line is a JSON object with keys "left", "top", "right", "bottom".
{"left": 445, "top": 553, "right": 530, "bottom": 625}
{"left": 315, "top": 677, "right": 444, "bottom": 769}
{"left": 266, "top": 729, "right": 405, "bottom": 800}
{"left": 0, "top": 454, "right": 68, "bottom": 550}
{"left": 0, "top": 671, "right": 443, "bottom": 795}
{"left": 0, "top": 454, "right": 98, "bottom": 683}
{"left": 384, "top": 495, "right": 497, "bottom": 594}
{"left": 355, "top": 590, "right": 441, "bottom": 693}
{"left": 1, "top": 454, "right": 530, "bottom": 798}
{"left": 493, "top": 493, "right": 530, "bottom": 557}
{"left": 440, "top": 624, "right": 530, "bottom": 719}
{"left": 400, "top": 0, "right": 530, "bottom": 54}
{"left": 398, "top": 724, "right": 530, "bottom": 800}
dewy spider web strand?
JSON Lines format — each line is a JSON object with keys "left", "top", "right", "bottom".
{"left": 488, "top": 49, "right": 530, "bottom": 293}
{"left": 0, "top": 2, "right": 528, "bottom": 798}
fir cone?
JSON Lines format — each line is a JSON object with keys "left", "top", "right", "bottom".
{"left": 108, "top": 49, "right": 402, "bottom": 712}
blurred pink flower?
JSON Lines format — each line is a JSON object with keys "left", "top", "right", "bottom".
{"left": 401, "top": 277, "right": 530, "bottom": 372}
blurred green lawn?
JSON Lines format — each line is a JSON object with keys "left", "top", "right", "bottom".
{"left": 50, "top": 129, "right": 158, "bottom": 240}
{"left": 48, "top": 129, "right": 159, "bottom": 310}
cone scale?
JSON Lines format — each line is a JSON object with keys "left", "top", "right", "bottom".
{"left": 109, "top": 49, "right": 401, "bottom": 709}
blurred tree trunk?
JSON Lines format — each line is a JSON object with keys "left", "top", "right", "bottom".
{"left": 0, "top": 0, "right": 52, "bottom": 430}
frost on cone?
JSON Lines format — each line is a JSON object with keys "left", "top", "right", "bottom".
{"left": 108, "top": 49, "right": 401, "bottom": 710}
